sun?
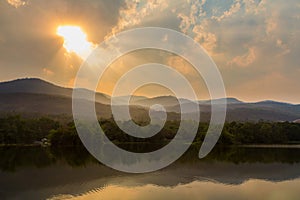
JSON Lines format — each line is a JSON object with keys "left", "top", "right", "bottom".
{"left": 56, "top": 25, "right": 95, "bottom": 59}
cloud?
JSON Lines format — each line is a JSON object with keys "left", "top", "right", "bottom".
{"left": 177, "top": 0, "right": 207, "bottom": 34}
{"left": 228, "top": 47, "right": 256, "bottom": 67}
{"left": 0, "top": 0, "right": 299, "bottom": 102}
{"left": 6, "top": 0, "right": 27, "bottom": 8}
{"left": 211, "top": 0, "right": 241, "bottom": 21}
{"left": 192, "top": 23, "right": 217, "bottom": 54}
{"left": 173, "top": 0, "right": 300, "bottom": 102}
{"left": 265, "top": 15, "right": 277, "bottom": 36}
{"left": 167, "top": 55, "right": 196, "bottom": 76}
{"left": 56, "top": 25, "right": 97, "bottom": 59}
{"left": 231, "top": 71, "right": 300, "bottom": 103}
{"left": 0, "top": 0, "right": 123, "bottom": 84}
{"left": 276, "top": 39, "right": 290, "bottom": 57}
{"left": 42, "top": 68, "right": 54, "bottom": 76}
{"left": 108, "top": 0, "right": 169, "bottom": 37}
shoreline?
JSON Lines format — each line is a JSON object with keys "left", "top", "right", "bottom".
{"left": 238, "top": 144, "right": 300, "bottom": 148}
{"left": 2, "top": 143, "right": 300, "bottom": 149}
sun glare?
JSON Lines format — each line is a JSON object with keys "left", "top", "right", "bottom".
{"left": 56, "top": 25, "right": 95, "bottom": 59}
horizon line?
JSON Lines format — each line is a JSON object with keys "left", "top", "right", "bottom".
{"left": 1, "top": 76, "right": 299, "bottom": 105}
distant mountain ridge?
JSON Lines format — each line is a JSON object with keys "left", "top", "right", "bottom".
{"left": 0, "top": 78, "right": 110, "bottom": 104}
{"left": 0, "top": 78, "right": 300, "bottom": 122}
{"left": 0, "top": 78, "right": 70, "bottom": 96}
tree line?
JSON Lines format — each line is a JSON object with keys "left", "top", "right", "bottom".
{"left": 0, "top": 115, "right": 300, "bottom": 146}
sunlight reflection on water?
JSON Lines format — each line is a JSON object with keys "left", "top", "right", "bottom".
{"left": 48, "top": 179, "right": 300, "bottom": 200}
{"left": 2, "top": 146, "right": 300, "bottom": 199}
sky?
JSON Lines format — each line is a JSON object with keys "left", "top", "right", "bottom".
{"left": 0, "top": 0, "right": 299, "bottom": 103}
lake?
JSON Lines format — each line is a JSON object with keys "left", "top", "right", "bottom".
{"left": 1, "top": 146, "right": 300, "bottom": 200}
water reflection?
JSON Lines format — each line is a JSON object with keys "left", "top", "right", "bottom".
{"left": 0, "top": 146, "right": 300, "bottom": 199}
{"left": 50, "top": 179, "right": 300, "bottom": 200}
{"left": 1, "top": 145, "right": 300, "bottom": 172}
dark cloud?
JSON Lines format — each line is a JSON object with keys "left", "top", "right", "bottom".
{"left": 0, "top": 0, "right": 124, "bottom": 81}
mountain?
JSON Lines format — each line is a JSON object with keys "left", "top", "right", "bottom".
{"left": 0, "top": 78, "right": 150, "bottom": 121}
{"left": 0, "top": 78, "right": 300, "bottom": 122}
{"left": 0, "top": 93, "right": 109, "bottom": 117}
{"left": 137, "top": 96, "right": 300, "bottom": 121}
{"left": 0, "top": 92, "right": 153, "bottom": 122}
{"left": 111, "top": 95, "right": 148, "bottom": 105}
{"left": 0, "top": 78, "right": 71, "bottom": 96}
{"left": 0, "top": 78, "right": 111, "bottom": 104}
{"left": 133, "top": 95, "right": 182, "bottom": 107}
{"left": 198, "top": 97, "right": 243, "bottom": 105}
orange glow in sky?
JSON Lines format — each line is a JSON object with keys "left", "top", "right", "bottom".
{"left": 56, "top": 25, "right": 95, "bottom": 59}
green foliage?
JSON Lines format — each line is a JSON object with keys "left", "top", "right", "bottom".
{"left": 48, "top": 121, "right": 82, "bottom": 146}
{"left": 0, "top": 115, "right": 300, "bottom": 146}
{"left": 0, "top": 115, "right": 59, "bottom": 144}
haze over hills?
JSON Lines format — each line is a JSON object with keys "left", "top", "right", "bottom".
{"left": 0, "top": 78, "right": 300, "bottom": 122}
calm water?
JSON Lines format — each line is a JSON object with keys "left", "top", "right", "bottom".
{"left": 1, "top": 146, "right": 300, "bottom": 200}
